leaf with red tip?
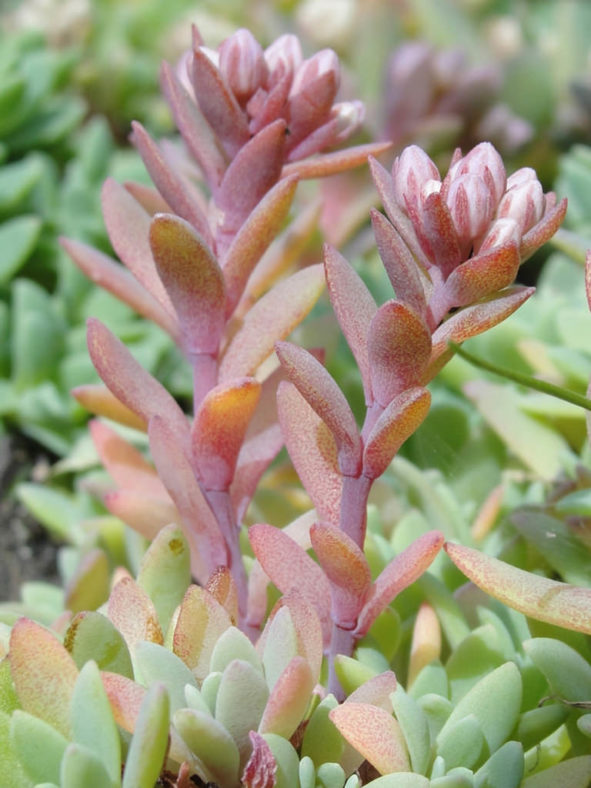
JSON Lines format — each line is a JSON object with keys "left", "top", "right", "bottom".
{"left": 444, "top": 242, "right": 520, "bottom": 308}
{"left": 408, "top": 603, "right": 441, "bottom": 686}
{"left": 160, "top": 61, "right": 227, "bottom": 188}
{"left": 149, "top": 415, "right": 228, "bottom": 581}
{"left": 9, "top": 618, "right": 78, "bottom": 736}
{"left": 192, "top": 378, "right": 261, "bottom": 490}
{"left": 356, "top": 531, "right": 444, "bottom": 636}
{"left": 60, "top": 237, "right": 178, "bottom": 338}
{"left": 329, "top": 703, "right": 410, "bottom": 774}
{"left": 258, "top": 656, "right": 315, "bottom": 739}
{"left": 324, "top": 245, "right": 377, "bottom": 403}
{"left": 310, "top": 523, "right": 371, "bottom": 629}
{"left": 277, "top": 381, "right": 342, "bottom": 524}
{"left": 90, "top": 420, "right": 165, "bottom": 495}
{"left": 87, "top": 318, "right": 188, "bottom": 441}
{"left": 282, "top": 142, "right": 392, "bottom": 179}
{"left": 101, "top": 178, "right": 175, "bottom": 315}
{"left": 124, "top": 181, "right": 171, "bottom": 215}
{"left": 249, "top": 523, "right": 331, "bottom": 633}
{"left": 276, "top": 341, "right": 361, "bottom": 476}
{"left": 363, "top": 388, "right": 431, "bottom": 480}
{"left": 222, "top": 175, "right": 299, "bottom": 316}
{"left": 103, "top": 489, "right": 177, "bottom": 540}
{"left": 281, "top": 591, "right": 324, "bottom": 685}
{"left": 173, "top": 585, "right": 232, "bottom": 680}
{"left": 371, "top": 210, "right": 427, "bottom": 318}
{"left": 71, "top": 384, "right": 147, "bottom": 430}
{"left": 206, "top": 567, "right": 239, "bottom": 626}
{"left": 191, "top": 46, "right": 250, "bottom": 156}
{"left": 347, "top": 671, "right": 397, "bottom": 711}
{"left": 107, "top": 577, "right": 163, "bottom": 651}
{"left": 149, "top": 214, "right": 225, "bottom": 354}
{"left": 368, "top": 302, "right": 432, "bottom": 407}
{"left": 520, "top": 197, "right": 567, "bottom": 262}
{"left": 445, "top": 542, "right": 591, "bottom": 634}
{"left": 242, "top": 731, "right": 277, "bottom": 788}
{"left": 220, "top": 264, "right": 325, "bottom": 381}
{"left": 426, "top": 285, "right": 535, "bottom": 380}
{"left": 101, "top": 672, "right": 146, "bottom": 733}
{"left": 216, "top": 120, "right": 286, "bottom": 245}
{"left": 131, "top": 122, "right": 212, "bottom": 243}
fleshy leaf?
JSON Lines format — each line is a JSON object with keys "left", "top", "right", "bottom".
{"left": 60, "top": 742, "right": 114, "bottom": 788}
{"left": 390, "top": 686, "right": 431, "bottom": 775}
{"left": 10, "top": 710, "right": 68, "bottom": 785}
{"left": 520, "top": 198, "right": 567, "bottom": 262}
{"left": 71, "top": 384, "right": 146, "bottom": 431}
{"left": 324, "top": 244, "right": 377, "bottom": 403}
{"left": 260, "top": 605, "right": 300, "bottom": 691}
{"left": 107, "top": 577, "right": 163, "bottom": 651}
{"left": 444, "top": 242, "right": 520, "bottom": 308}
{"left": 219, "top": 264, "right": 325, "bottom": 380}
{"left": 124, "top": 181, "right": 170, "bottom": 214}
{"left": 276, "top": 341, "right": 362, "bottom": 475}
{"left": 276, "top": 381, "right": 342, "bottom": 524}
{"left": 103, "top": 489, "right": 177, "bottom": 541}
{"left": 9, "top": 618, "right": 78, "bottom": 737}
{"left": 206, "top": 567, "right": 240, "bottom": 626}
{"left": 258, "top": 656, "right": 315, "bottom": 740}
{"left": 210, "top": 626, "right": 261, "bottom": 674}
{"left": 367, "top": 302, "right": 431, "bottom": 407}
{"left": 362, "top": 388, "right": 431, "bottom": 480}
{"left": 173, "top": 585, "right": 232, "bottom": 681}
{"left": 435, "top": 714, "right": 484, "bottom": 770}
{"left": 64, "top": 549, "right": 109, "bottom": 614}
{"left": 282, "top": 142, "right": 392, "bottom": 179}
{"left": 523, "top": 638, "right": 591, "bottom": 702}
{"left": 416, "top": 189, "right": 462, "bottom": 277}
{"left": 174, "top": 707, "right": 241, "bottom": 788}
{"left": 408, "top": 603, "right": 441, "bottom": 686}
{"left": 242, "top": 731, "right": 277, "bottom": 788}
{"left": 149, "top": 213, "right": 225, "bottom": 354}
{"left": 347, "top": 671, "right": 397, "bottom": 710}
{"left": 329, "top": 702, "right": 411, "bottom": 775}
{"left": 445, "top": 542, "right": 591, "bottom": 634}
{"left": 135, "top": 641, "right": 198, "bottom": 713}
{"left": 310, "top": 522, "right": 371, "bottom": 629}
{"left": 100, "top": 672, "right": 145, "bottom": 733}
{"left": 64, "top": 611, "right": 133, "bottom": 678}
{"left": 90, "top": 420, "right": 164, "bottom": 494}
{"left": 281, "top": 592, "right": 324, "bottom": 686}
{"left": 356, "top": 531, "right": 444, "bottom": 636}
{"left": 192, "top": 378, "right": 261, "bottom": 490}
{"left": 521, "top": 755, "right": 591, "bottom": 788}
{"left": 121, "top": 683, "right": 170, "bottom": 788}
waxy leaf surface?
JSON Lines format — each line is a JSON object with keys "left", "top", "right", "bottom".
{"left": 258, "top": 656, "right": 315, "bottom": 740}
{"left": 71, "top": 384, "right": 146, "bottom": 431}
{"left": 174, "top": 707, "right": 241, "bottom": 788}
{"left": 107, "top": 577, "right": 163, "bottom": 651}
{"left": 173, "top": 585, "right": 232, "bottom": 681}
{"left": 444, "top": 242, "right": 520, "bottom": 308}
{"left": 282, "top": 142, "right": 392, "bottom": 179}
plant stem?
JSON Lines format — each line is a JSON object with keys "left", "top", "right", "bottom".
{"left": 339, "top": 473, "right": 372, "bottom": 546}
{"left": 448, "top": 341, "right": 591, "bottom": 412}
{"left": 191, "top": 351, "right": 219, "bottom": 413}
{"left": 328, "top": 624, "right": 356, "bottom": 701}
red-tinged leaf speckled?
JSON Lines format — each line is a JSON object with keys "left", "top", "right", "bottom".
{"left": 329, "top": 703, "right": 411, "bottom": 775}
{"left": 368, "top": 301, "right": 432, "bottom": 407}
{"left": 445, "top": 542, "right": 591, "bottom": 634}
{"left": 346, "top": 671, "right": 397, "bottom": 711}
{"left": 276, "top": 341, "right": 362, "bottom": 476}
{"left": 107, "top": 577, "right": 163, "bottom": 650}
{"left": 173, "top": 585, "right": 232, "bottom": 681}
{"left": 206, "top": 567, "right": 239, "bottom": 627}
{"left": 324, "top": 244, "right": 377, "bottom": 404}
{"left": 444, "top": 242, "right": 520, "bottom": 308}
{"left": 222, "top": 175, "right": 299, "bottom": 317}
{"left": 219, "top": 264, "right": 325, "bottom": 381}
{"left": 282, "top": 141, "right": 392, "bottom": 180}
{"left": 356, "top": 531, "right": 444, "bottom": 636}
{"left": 276, "top": 381, "right": 342, "bottom": 525}
{"left": 520, "top": 197, "right": 567, "bottom": 262}
{"left": 242, "top": 731, "right": 277, "bottom": 788}
{"left": 71, "top": 384, "right": 147, "bottom": 431}
{"left": 124, "top": 181, "right": 170, "bottom": 215}
{"left": 362, "top": 387, "right": 431, "bottom": 480}
{"left": 310, "top": 523, "right": 371, "bottom": 629}
{"left": 101, "top": 672, "right": 146, "bottom": 734}
{"left": 258, "top": 656, "right": 315, "bottom": 739}
{"left": 192, "top": 377, "right": 261, "bottom": 490}
{"left": 103, "top": 489, "right": 178, "bottom": 541}
{"left": 9, "top": 618, "right": 78, "bottom": 737}
{"left": 419, "top": 189, "right": 462, "bottom": 277}
{"left": 149, "top": 213, "right": 225, "bottom": 355}
{"left": 280, "top": 591, "right": 324, "bottom": 685}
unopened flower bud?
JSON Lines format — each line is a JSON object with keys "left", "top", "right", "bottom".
{"left": 290, "top": 49, "right": 340, "bottom": 98}
{"left": 219, "top": 29, "right": 268, "bottom": 103}
{"left": 446, "top": 173, "right": 495, "bottom": 245}
{"left": 333, "top": 100, "right": 365, "bottom": 138}
{"left": 478, "top": 217, "right": 521, "bottom": 252}
{"left": 448, "top": 142, "right": 506, "bottom": 205}
{"left": 392, "top": 145, "right": 440, "bottom": 214}
{"left": 198, "top": 45, "right": 219, "bottom": 68}
{"left": 265, "top": 33, "right": 303, "bottom": 84}
{"left": 497, "top": 178, "right": 544, "bottom": 234}
{"left": 506, "top": 166, "right": 537, "bottom": 189}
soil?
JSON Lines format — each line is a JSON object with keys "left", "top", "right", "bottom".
{"left": 0, "top": 433, "right": 61, "bottom": 602}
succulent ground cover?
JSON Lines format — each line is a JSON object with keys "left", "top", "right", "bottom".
{"left": 1, "top": 2, "right": 591, "bottom": 787}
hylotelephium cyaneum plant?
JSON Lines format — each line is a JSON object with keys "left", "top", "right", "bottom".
{"left": 60, "top": 26, "right": 566, "bottom": 702}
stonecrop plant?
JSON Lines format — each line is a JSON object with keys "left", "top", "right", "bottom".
{"left": 3, "top": 17, "right": 591, "bottom": 788}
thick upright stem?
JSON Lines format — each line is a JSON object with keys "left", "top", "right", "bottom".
{"left": 339, "top": 473, "right": 372, "bottom": 547}
{"left": 328, "top": 623, "right": 356, "bottom": 701}
{"left": 191, "top": 351, "right": 219, "bottom": 413}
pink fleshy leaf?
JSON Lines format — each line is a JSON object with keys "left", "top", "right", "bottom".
{"left": 101, "top": 178, "right": 175, "bottom": 315}
{"left": 408, "top": 602, "right": 441, "bottom": 686}
{"left": 191, "top": 45, "right": 250, "bottom": 157}
{"left": 367, "top": 301, "right": 432, "bottom": 407}
{"left": 149, "top": 415, "right": 228, "bottom": 581}
{"left": 90, "top": 420, "right": 166, "bottom": 495}
{"left": 215, "top": 119, "right": 287, "bottom": 247}
{"left": 282, "top": 141, "right": 392, "bottom": 180}
{"left": 286, "top": 71, "right": 339, "bottom": 149}
{"left": 370, "top": 209, "right": 428, "bottom": 318}
{"left": 258, "top": 656, "right": 315, "bottom": 739}
{"left": 519, "top": 197, "right": 567, "bottom": 262}
{"left": 130, "top": 122, "right": 213, "bottom": 244}
{"left": 445, "top": 542, "right": 591, "bottom": 634}
{"left": 443, "top": 241, "right": 520, "bottom": 308}
{"left": 310, "top": 522, "right": 371, "bottom": 629}
{"left": 222, "top": 175, "right": 299, "bottom": 317}
{"left": 206, "top": 567, "right": 239, "bottom": 627}
{"left": 9, "top": 618, "right": 78, "bottom": 736}
{"left": 417, "top": 189, "right": 462, "bottom": 277}
{"left": 276, "top": 381, "right": 342, "bottom": 525}
{"left": 103, "top": 489, "right": 178, "bottom": 541}
{"left": 60, "top": 237, "right": 178, "bottom": 339}
{"left": 101, "top": 672, "right": 146, "bottom": 734}
{"left": 249, "top": 523, "right": 331, "bottom": 634}
{"left": 276, "top": 341, "right": 362, "bottom": 476}
{"left": 160, "top": 60, "right": 227, "bottom": 188}
{"left": 356, "top": 531, "right": 444, "bottom": 636}
{"left": 286, "top": 115, "right": 341, "bottom": 162}
{"left": 149, "top": 214, "right": 225, "bottom": 355}
{"left": 324, "top": 244, "right": 377, "bottom": 404}
{"left": 346, "top": 671, "right": 397, "bottom": 711}
{"left": 124, "top": 181, "right": 171, "bottom": 215}
{"left": 192, "top": 377, "right": 261, "bottom": 490}
{"left": 362, "top": 387, "right": 431, "bottom": 480}
{"left": 107, "top": 577, "right": 163, "bottom": 650}
{"left": 173, "top": 584, "right": 232, "bottom": 680}
{"left": 71, "top": 384, "right": 147, "bottom": 431}
{"left": 280, "top": 591, "right": 324, "bottom": 685}
{"left": 329, "top": 703, "right": 410, "bottom": 775}
{"left": 426, "top": 285, "right": 535, "bottom": 380}
{"left": 87, "top": 318, "right": 188, "bottom": 441}
{"left": 242, "top": 731, "right": 277, "bottom": 788}
{"left": 219, "top": 264, "right": 325, "bottom": 381}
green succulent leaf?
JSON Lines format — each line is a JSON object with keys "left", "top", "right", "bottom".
{"left": 134, "top": 640, "right": 198, "bottom": 713}
{"left": 436, "top": 714, "right": 484, "bottom": 771}
{"left": 174, "top": 707, "right": 241, "bottom": 788}
{"left": 515, "top": 704, "right": 569, "bottom": 751}
{"left": 417, "top": 693, "right": 453, "bottom": 740}
{"left": 316, "top": 761, "right": 346, "bottom": 788}
{"left": 523, "top": 638, "right": 591, "bottom": 702}
{"left": 445, "top": 625, "right": 506, "bottom": 702}
{"left": 408, "top": 662, "right": 449, "bottom": 700}
{"left": 521, "top": 755, "right": 591, "bottom": 788}
{"left": 262, "top": 733, "right": 300, "bottom": 788}
{"left": 262, "top": 606, "right": 299, "bottom": 690}
{"left": 210, "top": 626, "right": 262, "bottom": 675}
{"left": 10, "top": 709, "right": 68, "bottom": 785}
{"left": 64, "top": 611, "right": 133, "bottom": 678}
{"left": 301, "top": 694, "right": 343, "bottom": 767}
{"left": 390, "top": 685, "right": 431, "bottom": 774}
{"left": 474, "top": 740, "right": 523, "bottom": 788}
{"left": 122, "top": 683, "right": 170, "bottom": 788}
{"left": 430, "top": 773, "right": 473, "bottom": 788}
{"left": 0, "top": 215, "right": 42, "bottom": 285}
{"left": 362, "top": 775, "right": 430, "bottom": 787}
{"left": 60, "top": 742, "right": 115, "bottom": 788}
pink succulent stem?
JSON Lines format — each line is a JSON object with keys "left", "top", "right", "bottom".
{"left": 189, "top": 352, "right": 219, "bottom": 414}
{"left": 328, "top": 623, "right": 356, "bottom": 701}
{"left": 338, "top": 473, "right": 372, "bottom": 547}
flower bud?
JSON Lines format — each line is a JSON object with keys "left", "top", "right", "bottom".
{"left": 265, "top": 33, "right": 303, "bottom": 84}
{"left": 497, "top": 178, "right": 545, "bottom": 234}
{"left": 446, "top": 173, "right": 495, "bottom": 246}
{"left": 447, "top": 142, "right": 506, "bottom": 206}
{"left": 219, "top": 29, "right": 268, "bottom": 103}
{"left": 478, "top": 217, "right": 521, "bottom": 253}
{"left": 392, "top": 145, "right": 440, "bottom": 215}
